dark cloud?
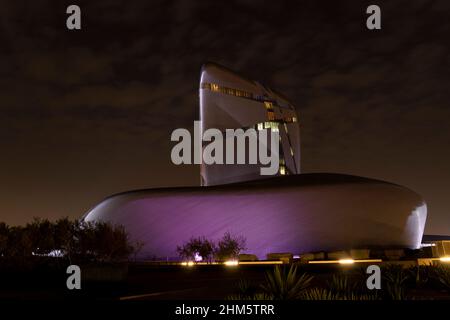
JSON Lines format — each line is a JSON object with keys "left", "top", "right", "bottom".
{"left": 0, "top": 0, "right": 449, "bottom": 234}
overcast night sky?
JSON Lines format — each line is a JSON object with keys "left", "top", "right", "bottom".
{"left": 0, "top": 0, "right": 449, "bottom": 235}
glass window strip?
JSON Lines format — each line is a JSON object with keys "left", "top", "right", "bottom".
{"left": 200, "top": 82, "right": 291, "bottom": 109}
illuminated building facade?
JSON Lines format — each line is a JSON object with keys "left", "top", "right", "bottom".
{"left": 199, "top": 63, "right": 300, "bottom": 186}
{"left": 83, "top": 63, "right": 427, "bottom": 260}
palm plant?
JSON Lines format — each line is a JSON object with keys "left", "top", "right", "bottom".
{"left": 236, "top": 279, "right": 252, "bottom": 297}
{"left": 407, "top": 265, "right": 431, "bottom": 289}
{"left": 327, "top": 273, "right": 356, "bottom": 295}
{"left": 382, "top": 264, "right": 410, "bottom": 300}
{"left": 227, "top": 293, "right": 273, "bottom": 300}
{"left": 432, "top": 264, "right": 450, "bottom": 291}
{"left": 261, "top": 265, "right": 313, "bottom": 300}
{"left": 302, "top": 288, "right": 336, "bottom": 300}
{"left": 301, "top": 287, "right": 378, "bottom": 300}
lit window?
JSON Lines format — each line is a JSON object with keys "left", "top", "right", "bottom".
{"left": 268, "top": 112, "right": 275, "bottom": 121}
{"left": 257, "top": 123, "right": 264, "bottom": 131}
{"left": 280, "top": 166, "right": 286, "bottom": 175}
{"left": 264, "top": 121, "right": 279, "bottom": 131}
{"left": 211, "top": 83, "right": 219, "bottom": 91}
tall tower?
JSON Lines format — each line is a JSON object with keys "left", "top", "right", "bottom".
{"left": 199, "top": 63, "right": 300, "bottom": 186}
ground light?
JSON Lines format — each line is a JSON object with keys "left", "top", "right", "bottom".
{"left": 308, "top": 259, "right": 382, "bottom": 264}
{"left": 224, "top": 260, "right": 239, "bottom": 266}
{"left": 338, "top": 259, "right": 355, "bottom": 264}
{"left": 180, "top": 260, "right": 282, "bottom": 266}
{"left": 440, "top": 256, "right": 450, "bottom": 262}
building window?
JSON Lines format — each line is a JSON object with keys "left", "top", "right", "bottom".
{"left": 264, "top": 101, "right": 273, "bottom": 110}
{"left": 200, "top": 82, "right": 296, "bottom": 117}
{"left": 264, "top": 121, "right": 279, "bottom": 132}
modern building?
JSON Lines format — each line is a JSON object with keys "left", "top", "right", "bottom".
{"left": 84, "top": 63, "right": 427, "bottom": 260}
{"left": 199, "top": 63, "right": 300, "bottom": 186}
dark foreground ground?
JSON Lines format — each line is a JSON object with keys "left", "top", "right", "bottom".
{"left": 1, "top": 263, "right": 450, "bottom": 301}
{"left": 1, "top": 264, "right": 270, "bottom": 300}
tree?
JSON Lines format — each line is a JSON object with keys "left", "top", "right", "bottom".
{"left": 214, "top": 232, "right": 246, "bottom": 261}
{"left": 25, "top": 218, "right": 55, "bottom": 256}
{"left": 53, "top": 217, "right": 76, "bottom": 263}
{"left": 74, "top": 220, "right": 134, "bottom": 263}
{"left": 0, "top": 218, "right": 135, "bottom": 265}
{"left": 0, "top": 222, "right": 9, "bottom": 257}
{"left": 177, "top": 236, "right": 215, "bottom": 262}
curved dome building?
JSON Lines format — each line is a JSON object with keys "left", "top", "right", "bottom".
{"left": 83, "top": 63, "right": 427, "bottom": 260}
{"left": 84, "top": 174, "right": 426, "bottom": 260}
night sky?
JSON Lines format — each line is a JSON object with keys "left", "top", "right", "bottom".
{"left": 0, "top": 1, "right": 449, "bottom": 235}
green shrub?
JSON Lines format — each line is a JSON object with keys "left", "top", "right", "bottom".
{"left": 261, "top": 265, "right": 313, "bottom": 300}
{"left": 407, "top": 265, "right": 432, "bottom": 289}
{"left": 176, "top": 236, "right": 215, "bottom": 262}
{"left": 215, "top": 232, "right": 246, "bottom": 261}
{"left": 0, "top": 218, "right": 135, "bottom": 268}
{"left": 432, "top": 264, "right": 450, "bottom": 291}
{"left": 382, "top": 264, "right": 410, "bottom": 300}
{"left": 327, "top": 273, "right": 356, "bottom": 295}
{"left": 302, "top": 287, "right": 378, "bottom": 300}
{"left": 226, "top": 293, "right": 273, "bottom": 300}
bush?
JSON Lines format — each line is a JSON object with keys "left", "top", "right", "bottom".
{"left": 176, "top": 232, "right": 246, "bottom": 262}
{"left": 327, "top": 274, "right": 356, "bottom": 295}
{"left": 301, "top": 273, "right": 379, "bottom": 300}
{"left": 432, "top": 264, "right": 450, "bottom": 291}
{"left": 382, "top": 264, "right": 410, "bottom": 300}
{"left": 261, "top": 265, "right": 313, "bottom": 300}
{"left": 0, "top": 222, "right": 8, "bottom": 257}
{"left": 177, "top": 236, "right": 215, "bottom": 262}
{"left": 74, "top": 220, "right": 134, "bottom": 263}
{"left": 215, "top": 232, "right": 246, "bottom": 261}
{"left": 227, "top": 279, "right": 261, "bottom": 300}
{"left": 0, "top": 218, "right": 135, "bottom": 268}
{"left": 301, "top": 288, "right": 378, "bottom": 300}
{"left": 226, "top": 293, "right": 272, "bottom": 300}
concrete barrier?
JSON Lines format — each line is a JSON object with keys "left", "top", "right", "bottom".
{"left": 327, "top": 250, "right": 350, "bottom": 260}
{"left": 350, "top": 249, "right": 370, "bottom": 259}
{"left": 238, "top": 254, "right": 258, "bottom": 261}
{"left": 266, "top": 253, "right": 293, "bottom": 263}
